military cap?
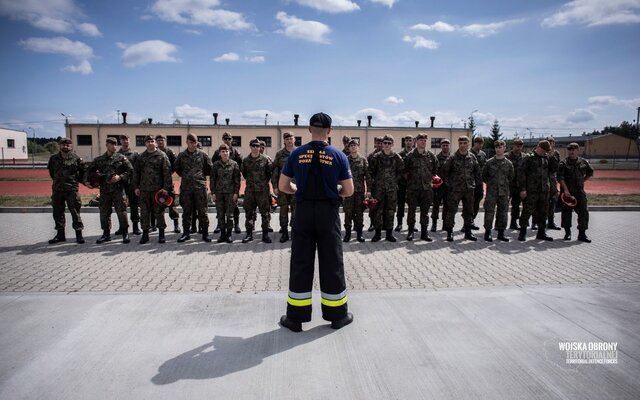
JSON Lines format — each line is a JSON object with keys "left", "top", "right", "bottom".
{"left": 155, "top": 134, "right": 167, "bottom": 140}
{"left": 512, "top": 138, "right": 524, "bottom": 145}
{"left": 186, "top": 133, "right": 197, "bottom": 142}
{"left": 144, "top": 135, "right": 155, "bottom": 142}
{"left": 473, "top": 136, "right": 484, "bottom": 144}
{"left": 222, "top": 132, "right": 232, "bottom": 139}
{"left": 415, "top": 133, "right": 428, "bottom": 140}
{"left": 249, "top": 138, "right": 261, "bottom": 146}
{"left": 567, "top": 142, "right": 579, "bottom": 150}
{"left": 458, "top": 136, "right": 470, "bottom": 142}
{"left": 383, "top": 134, "right": 394, "bottom": 143}
{"left": 58, "top": 137, "right": 72, "bottom": 144}
{"left": 348, "top": 139, "right": 359, "bottom": 146}
{"left": 440, "top": 139, "right": 450, "bottom": 145}
{"left": 538, "top": 140, "right": 551, "bottom": 152}
{"left": 494, "top": 139, "right": 506, "bottom": 147}
{"left": 374, "top": 136, "right": 384, "bottom": 143}
{"left": 342, "top": 135, "right": 351, "bottom": 144}
{"left": 309, "top": 112, "right": 332, "bottom": 128}
{"left": 404, "top": 134, "right": 414, "bottom": 140}
{"left": 105, "top": 137, "right": 118, "bottom": 145}
{"left": 283, "top": 131, "right": 294, "bottom": 139}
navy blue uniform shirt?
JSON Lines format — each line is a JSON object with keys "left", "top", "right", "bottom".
{"left": 282, "top": 141, "right": 351, "bottom": 201}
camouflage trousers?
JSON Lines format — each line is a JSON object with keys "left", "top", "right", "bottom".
{"left": 548, "top": 176, "right": 559, "bottom": 220}
{"left": 181, "top": 187, "right": 209, "bottom": 231}
{"left": 51, "top": 190, "right": 84, "bottom": 231}
{"left": 343, "top": 192, "right": 365, "bottom": 230}
{"left": 473, "top": 183, "right": 484, "bottom": 219}
{"left": 124, "top": 185, "right": 140, "bottom": 223}
{"left": 483, "top": 193, "right": 509, "bottom": 230}
{"left": 406, "top": 189, "right": 433, "bottom": 228}
{"left": 139, "top": 190, "right": 166, "bottom": 230}
{"left": 277, "top": 192, "right": 296, "bottom": 229}
{"left": 396, "top": 184, "right": 407, "bottom": 220}
{"left": 371, "top": 189, "right": 397, "bottom": 230}
{"left": 509, "top": 186, "right": 522, "bottom": 225}
{"left": 519, "top": 191, "right": 549, "bottom": 228}
{"left": 244, "top": 190, "right": 271, "bottom": 232}
{"left": 99, "top": 190, "right": 128, "bottom": 231}
{"left": 431, "top": 185, "right": 449, "bottom": 222}
{"left": 561, "top": 191, "right": 589, "bottom": 230}
{"left": 215, "top": 192, "right": 236, "bottom": 231}
{"left": 444, "top": 189, "right": 474, "bottom": 230}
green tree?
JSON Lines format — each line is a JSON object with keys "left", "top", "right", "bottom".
{"left": 27, "top": 139, "right": 47, "bottom": 154}
{"left": 44, "top": 141, "right": 59, "bottom": 154}
{"left": 485, "top": 119, "right": 502, "bottom": 149}
{"left": 468, "top": 115, "right": 476, "bottom": 136}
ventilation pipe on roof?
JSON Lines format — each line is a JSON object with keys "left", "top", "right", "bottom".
{"left": 430, "top": 116, "right": 435, "bottom": 128}
{"left": 415, "top": 121, "right": 419, "bottom": 128}
{"left": 148, "top": 118, "right": 152, "bottom": 124}
{"left": 121, "top": 112, "right": 127, "bottom": 124}
{"left": 357, "top": 120, "right": 362, "bottom": 127}
{"left": 294, "top": 114, "right": 299, "bottom": 126}
{"left": 225, "top": 118, "right": 230, "bottom": 125}
{"left": 367, "top": 115, "right": 372, "bottom": 127}
{"left": 213, "top": 113, "right": 218, "bottom": 125}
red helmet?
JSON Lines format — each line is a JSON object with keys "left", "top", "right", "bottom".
{"left": 561, "top": 193, "right": 577, "bottom": 208}
{"left": 154, "top": 190, "right": 174, "bottom": 207}
{"left": 362, "top": 197, "right": 379, "bottom": 210}
{"left": 432, "top": 175, "right": 443, "bottom": 188}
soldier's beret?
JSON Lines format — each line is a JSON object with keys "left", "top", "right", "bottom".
{"left": 512, "top": 138, "right": 524, "bottom": 145}
{"left": 342, "top": 135, "right": 351, "bottom": 143}
{"left": 348, "top": 139, "right": 358, "bottom": 146}
{"left": 440, "top": 139, "right": 450, "bottom": 145}
{"left": 186, "top": 133, "right": 197, "bottom": 142}
{"left": 58, "top": 137, "right": 72, "bottom": 144}
{"left": 249, "top": 138, "right": 260, "bottom": 146}
{"left": 567, "top": 142, "right": 579, "bottom": 150}
{"left": 538, "top": 140, "right": 551, "bottom": 152}
{"left": 283, "top": 131, "right": 294, "bottom": 139}
{"left": 222, "top": 132, "right": 232, "bottom": 139}
{"left": 155, "top": 134, "right": 167, "bottom": 140}
{"left": 144, "top": 135, "right": 155, "bottom": 142}
{"left": 415, "top": 133, "right": 428, "bottom": 140}
{"left": 374, "top": 136, "right": 384, "bottom": 143}
{"left": 105, "top": 137, "right": 118, "bottom": 145}
{"left": 404, "top": 135, "right": 414, "bottom": 140}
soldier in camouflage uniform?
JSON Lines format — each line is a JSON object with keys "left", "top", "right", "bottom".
{"left": 86, "top": 137, "right": 133, "bottom": 244}
{"left": 156, "top": 135, "right": 180, "bottom": 233}
{"left": 117, "top": 134, "right": 141, "bottom": 235}
{"left": 546, "top": 136, "right": 562, "bottom": 230}
{"left": 440, "top": 136, "right": 481, "bottom": 242}
{"left": 431, "top": 139, "right": 451, "bottom": 232}
{"left": 212, "top": 132, "right": 243, "bottom": 234}
{"left": 517, "top": 140, "right": 554, "bottom": 242}
{"left": 342, "top": 135, "right": 351, "bottom": 156}
{"left": 395, "top": 135, "right": 414, "bottom": 232}
{"left": 47, "top": 137, "right": 86, "bottom": 244}
{"left": 558, "top": 142, "right": 594, "bottom": 243}
{"left": 343, "top": 139, "right": 371, "bottom": 243}
{"left": 175, "top": 134, "right": 213, "bottom": 243}
{"left": 404, "top": 133, "right": 439, "bottom": 242}
{"left": 470, "top": 136, "right": 487, "bottom": 230}
{"left": 506, "top": 138, "right": 525, "bottom": 229}
{"left": 368, "top": 135, "right": 404, "bottom": 242}
{"left": 482, "top": 140, "right": 514, "bottom": 242}
{"left": 133, "top": 135, "right": 173, "bottom": 244}
{"left": 211, "top": 143, "right": 241, "bottom": 243}
{"left": 241, "top": 138, "right": 273, "bottom": 243}
{"left": 272, "top": 131, "right": 297, "bottom": 243}
{"left": 366, "top": 136, "right": 384, "bottom": 232}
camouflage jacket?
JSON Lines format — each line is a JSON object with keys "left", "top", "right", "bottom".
{"left": 506, "top": 150, "right": 524, "bottom": 190}
{"left": 117, "top": 148, "right": 139, "bottom": 186}
{"left": 441, "top": 151, "right": 481, "bottom": 192}
{"left": 175, "top": 149, "right": 212, "bottom": 191}
{"left": 158, "top": 147, "right": 177, "bottom": 170}
{"left": 271, "top": 147, "right": 294, "bottom": 187}
{"left": 241, "top": 154, "right": 272, "bottom": 193}
{"left": 404, "top": 149, "right": 439, "bottom": 191}
{"left": 470, "top": 148, "right": 487, "bottom": 171}
{"left": 133, "top": 150, "right": 173, "bottom": 193}
{"left": 518, "top": 152, "right": 550, "bottom": 193}
{"left": 348, "top": 154, "right": 371, "bottom": 193}
{"left": 212, "top": 146, "right": 243, "bottom": 168}
{"left": 88, "top": 152, "right": 133, "bottom": 194}
{"left": 482, "top": 157, "right": 514, "bottom": 197}
{"left": 47, "top": 152, "right": 86, "bottom": 192}
{"left": 558, "top": 157, "right": 593, "bottom": 194}
{"left": 211, "top": 159, "right": 241, "bottom": 194}
{"left": 368, "top": 151, "right": 404, "bottom": 192}
{"left": 435, "top": 151, "right": 450, "bottom": 183}
{"left": 397, "top": 148, "right": 413, "bottom": 187}
{"left": 367, "top": 149, "right": 381, "bottom": 165}
{"left": 548, "top": 149, "right": 560, "bottom": 176}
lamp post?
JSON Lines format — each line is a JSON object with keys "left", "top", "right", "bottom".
{"left": 27, "top": 127, "right": 35, "bottom": 167}
{"left": 61, "top": 113, "right": 70, "bottom": 125}
{"left": 117, "top": 110, "right": 120, "bottom": 124}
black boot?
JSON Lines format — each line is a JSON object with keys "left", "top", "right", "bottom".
{"left": 217, "top": 229, "right": 226, "bottom": 243}
{"left": 430, "top": 218, "right": 437, "bottom": 232}
{"left": 518, "top": 227, "right": 527, "bottom": 241}
{"left": 547, "top": 217, "right": 561, "bottom": 230}
{"left": 578, "top": 229, "right": 591, "bottom": 243}
{"left": 470, "top": 223, "right": 480, "bottom": 231}
{"left": 563, "top": 228, "right": 571, "bottom": 240}
{"left": 343, "top": 227, "right": 352, "bottom": 243}
{"left": 190, "top": 225, "right": 197, "bottom": 234}
{"left": 49, "top": 229, "right": 66, "bottom": 244}
{"left": 122, "top": 230, "right": 130, "bottom": 244}
{"left": 406, "top": 225, "right": 415, "bottom": 241}
{"left": 173, "top": 220, "right": 180, "bottom": 233}
{"left": 262, "top": 231, "right": 272, "bottom": 243}
{"left": 177, "top": 230, "right": 191, "bottom": 242}
{"left": 371, "top": 229, "right": 382, "bottom": 242}
{"left": 421, "top": 227, "right": 432, "bottom": 242}
{"left": 484, "top": 229, "right": 493, "bottom": 242}
{"left": 464, "top": 227, "right": 477, "bottom": 241}
{"left": 280, "top": 229, "right": 289, "bottom": 243}
{"left": 385, "top": 229, "right": 397, "bottom": 242}
{"left": 75, "top": 230, "right": 85, "bottom": 244}
{"left": 150, "top": 225, "right": 157, "bottom": 232}
{"left": 509, "top": 220, "right": 519, "bottom": 230}
{"left": 225, "top": 228, "right": 233, "bottom": 243}
{"left": 114, "top": 227, "right": 123, "bottom": 235}
{"left": 214, "top": 224, "right": 221, "bottom": 234}
{"left": 394, "top": 217, "right": 403, "bottom": 232}
{"left": 158, "top": 228, "right": 166, "bottom": 244}
{"left": 497, "top": 230, "right": 509, "bottom": 242}
{"left": 139, "top": 230, "right": 150, "bottom": 244}
{"left": 531, "top": 223, "right": 538, "bottom": 230}
{"left": 96, "top": 230, "right": 111, "bottom": 244}
{"left": 242, "top": 230, "right": 253, "bottom": 243}
{"left": 446, "top": 229, "right": 454, "bottom": 242}
{"left": 202, "top": 225, "right": 211, "bottom": 242}
{"left": 536, "top": 228, "right": 553, "bottom": 241}
{"left": 356, "top": 229, "right": 365, "bottom": 242}
{"left": 234, "top": 217, "right": 242, "bottom": 234}
{"left": 132, "top": 222, "right": 141, "bottom": 235}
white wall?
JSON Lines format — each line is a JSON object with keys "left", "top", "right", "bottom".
{"left": 0, "top": 128, "right": 29, "bottom": 160}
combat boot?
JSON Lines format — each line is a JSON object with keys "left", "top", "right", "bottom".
{"left": 213, "top": 224, "right": 221, "bottom": 234}
{"left": 446, "top": 229, "right": 454, "bottom": 242}
{"left": 177, "top": 231, "right": 191, "bottom": 242}
{"left": 96, "top": 230, "right": 111, "bottom": 244}
{"left": 262, "top": 231, "right": 272, "bottom": 243}
{"left": 122, "top": 230, "right": 130, "bottom": 244}
{"left": 430, "top": 218, "right": 437, "bottom": 233}
{"left": 280, "top": 229, "right": 289, "bottom": 243}
{"left": 578, "top": 230, "right": 591, "bottom": 243}
{"left": 48, "top": 229, "right": 66, "bottom": 244}
{"left": 75, "top": 230, "right": 85, "bottom": 244}
{"left": 201, "top": 225, "right": 211, "bottom": 242}
{"left": 217, "top": 229, "right": 226, "bottom": 243}
{"left": 547, "top": 216, "right": 561, "bottom": 230}
{"left": 563, "top": 228, "right": 571, "bottom": 240}
{"left": 470, "top": 223, "right": 480, "bottom": 231}
{"left": 234, "top": 216, "right": 242, "bottom": 234}
{"left": 343, "top": 227, "right": 352, "bottom": 243}
{"left": 509, "top": 220, "right": 519, "bottom": 230}
{"left": 406, "top": 225, "right": 415, "bottom": 241}
{"left": 114, "top": 227, "right": 123, "bottom": 235}
{"left": 242, "top": 230, "right": 253, "bottom": 243}
{"left": 535, "top": 228, "right": 553, "bottom": 241}
{"left": 356, "top": 229, "right": 365, "bottom": 242}
{"left": 139, "top": 230, "right": 150, "bottom": 244}
{"left": 497, "top": 230, "right": 509, "bottom": 242}
{"left": 531, "top": 223, "right": 538, "bottom": 230}
{"left": 132, "top": 222, "right": 141, "bottom": 235}
{"left": 173, "top": 220, "right": 181, "bottom": 233}
{"left": 484, "top": 229, "right": 493, "bottom": 242}
{"left": 371, "top": 229, "right": 382, "bottom": 242}
{"left": 225, "top": 228, "right": 233, "bottom": 243}
{"left": 464, "top": 227, "right": 477, "bottom": 241}
{"left": 158, "top": 228, "right": 166, "bottom": 244}
{"left": 190, "top": 224, "right": 197, "bottom": 234}
{"left": 421, "top": 227, "right": 432, "bottom": 242}
{"left": 518, "top": 227, "right": 527, "bottom": 241}
{"left": 150, "top": 224, "right": 157, "bottom": 232}
{"left": 395, "top": 217, "right": 403, "bottom": 232}
{"left": 385, "top": 229, "right": 397, "bottom": 242}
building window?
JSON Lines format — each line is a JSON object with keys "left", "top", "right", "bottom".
{"left": 295, "top": 136, "right": 302, "bottom": 147}
{"left": 231, "top": 136, "right": 242, "bottom": 147}
{"left": 256, "top": 136, "right": 272, "bottom": 147}
{"left": 198, "top": 136, "right": 212, "bottom": 147}
{"left": 431, "top": 138, "right": 442, "bottom": 148}
{"left": 77, "top": 135, "right": 92, "bottom": 146}
{"left": 7, "top": 139, "right": 15, "bottom": 148}
{"left": 107, "top": 135, "right": 121, "bottom": 145}
{"left": 167, "top": 135, "right": 182, "bottom": 147}
{"left": 136, "top": 136, "right": 146, "bottom": 146}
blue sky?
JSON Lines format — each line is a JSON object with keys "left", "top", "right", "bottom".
{"left": 1, "top": 0, "right": 639, "bottom": 138}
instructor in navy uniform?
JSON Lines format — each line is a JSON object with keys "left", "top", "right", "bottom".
{"left": 278, "top": 112, "right": 355, "bottom": 332}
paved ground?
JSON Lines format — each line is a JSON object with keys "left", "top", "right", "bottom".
{"left": 0, "top": 211, "right": 639, "bottom": 399}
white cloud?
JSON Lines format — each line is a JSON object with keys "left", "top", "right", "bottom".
{"left": 588, "top": 95, "right": 640, "bottom": 108}
{"left": 409, "top": 19, "right": 524, "bottom": 38}
{"left": 402, "top": 35, "right": 439, "bottom": 49}
{"left": 276, "top": 12, "right": 331, "bottom": 44}
{"left": 213, "top": 52, "right": 240, "bottom": 62}
{"left": 566, "top": 108, "right": 596, "bottom": 123}
{"left": 542, "top": 0, "right": 640, "bottom": 27}
{"left": 184, "top": 29, "right": 202, "bottom": 35}
{"left": 63, "top": 59, "right": 92, "bottom": 74}
{"left": 20, "top": 36, "right": 93, "bottom": 59}
{"left": 241, "top": 110, "right": 296, "bottom": 125}
{"left": 410, "top": 21, "right": 456, "bottom": 32}
{"left": 76, "top": 22, "right": 102, "bottom": 37}
{"left": 0, "top": 0, "right": 101, "bottom": 36}
{"left": 150, "top": 0, "right": 254, "bottom": 30}
{"left": 173, "top": 104, "right": 212, "bottom": 123}
{"left": 369, "top": 0, "right": 397, "bottom": 7}
{"left": 384, "top": 96, "right": 404, "bottom": 104}
{"left": 293, "top": 0, "right": 360, "bottom": 13}
{"left": 120, "top": 40, "right": 180, "bottom": 67}
{"left": 246, "top": 55, "right": 265, "bottom": 63}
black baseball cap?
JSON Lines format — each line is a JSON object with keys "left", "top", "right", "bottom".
{"left": 310, "top": 112, "right": 332, "bottom": 128}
